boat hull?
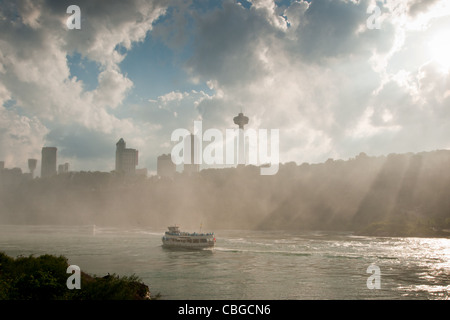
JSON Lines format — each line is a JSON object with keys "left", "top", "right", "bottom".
{"left": 161, "top": 242, "right": 215, "bottom": 249}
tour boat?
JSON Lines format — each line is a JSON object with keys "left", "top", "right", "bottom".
{"left": 162, "top": 226, "right": 216, "bottom": 249}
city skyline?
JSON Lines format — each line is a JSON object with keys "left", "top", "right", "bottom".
{"left": 0, "top": 111, "right": 272, "bottom": 177}
{"left": 1, "top": 0, "right": 450, "bottom": 175}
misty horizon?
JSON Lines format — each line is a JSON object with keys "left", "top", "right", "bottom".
{"left": 2, "top": 142, "right": 450, "bottom": 177}
{"left": 2, "top": 148, "right": 450, "bottom": 239}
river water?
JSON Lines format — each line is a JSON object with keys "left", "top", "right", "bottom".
{"left": 0, "top": 224, "right": 449, "bottom": 299}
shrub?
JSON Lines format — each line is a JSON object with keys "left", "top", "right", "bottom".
{"left": 0, "top": 252, "right": 151, "bottom": 300}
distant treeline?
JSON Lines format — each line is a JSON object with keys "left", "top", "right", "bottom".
{"left": 1, "top": 150, "right": 450, "bottom": 237}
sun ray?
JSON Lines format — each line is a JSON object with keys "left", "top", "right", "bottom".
{"left": 428, "top": 30, "right": 450, "bottom": 72}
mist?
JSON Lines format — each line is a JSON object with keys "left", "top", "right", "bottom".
{"left": 1, "top": 149, "right": 450, "bottom": 237}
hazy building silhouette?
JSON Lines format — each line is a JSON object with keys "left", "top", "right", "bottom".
{"left": 28, "top": 159, "right": 37, "bottom": 178}
{"left": 115, "top": 138, "right": 138, "bottom": 174}
{"left": 58, "top": 163, "right": 69, "bottom": 174}
{"left": 1, "top": 167, "right": 23, "bottom": 186}
{"left": 183, "top": 133, "right": 200, "bottom": 175}
{"left": 233, "top": 112, "right": 249, "bottom": 166}
{"left": 41, "top": 147, "right": 57, "bottom": 178}
{"left": 157, "top": 154, "right": 176, "bottom": 178}
{"left": 0, "top": 161, "right": 4, "bottom": 171}
{"left": 136, "top": 168, "right": 148, "bottom": 176}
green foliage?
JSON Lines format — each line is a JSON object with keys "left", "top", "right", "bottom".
{"left": 0, "top": 252, "right": 151, "bottom": 300}
{"left": 0, "top": 253, "right": 68, "bottom": 300}
{"left": 68, "top": 273, "right": 150, "bottom": 300}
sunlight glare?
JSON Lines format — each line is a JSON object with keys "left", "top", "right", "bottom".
{"left": 429, "top": 30, "right": 450, "bottom": 72}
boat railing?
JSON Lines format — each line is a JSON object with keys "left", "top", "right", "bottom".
{"left": 165, "top": 231, "right": 214, "bottom": 237}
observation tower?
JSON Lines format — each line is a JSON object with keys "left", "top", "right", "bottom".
{"left": 233, "top": 112, "right": 249, "bottom": 165}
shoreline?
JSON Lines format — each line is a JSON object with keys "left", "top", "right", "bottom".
{"left": 0, "top": 252, "right": 155, "bottom": 300}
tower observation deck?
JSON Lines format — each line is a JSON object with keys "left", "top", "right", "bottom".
{"left": 233, "top": 112, "right": 249, "bottom": 129}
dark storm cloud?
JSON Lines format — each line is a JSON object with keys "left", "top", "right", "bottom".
{"left": 408, "top": 0, "right": 441, "bottom": 16}
{"left": 294, "top": 0, "right": 369, "bottom": 60}
{"left": 186, "top": 0, "right": 278, "bottom": 88}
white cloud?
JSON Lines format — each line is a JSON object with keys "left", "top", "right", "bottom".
{"left": 159, "top": 91, "right": 188, "bottom": 104}
{"left": 62, "top": 0, "right": 168, "bottom": 67}
{"left": 346, "top": 106, "right": 401, "bottom": 139}
{"left": 92, "top": 68, "right": 134, "bottom": 109}
{"left": 0, "top": 106, "right": 48, "bottom": 168}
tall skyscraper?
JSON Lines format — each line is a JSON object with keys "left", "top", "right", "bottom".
{"left": 41, "top": 147, "right": 57, "bottom": 178}
{"left": 115, "top": 138, "right": 138, "bottom": 174}
{"left": 183, "top": 133, "right": 200, "bottom": 175}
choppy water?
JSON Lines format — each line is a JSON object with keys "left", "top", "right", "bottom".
{"left": 0, "top": 224, "right": 449, "bottom": 299}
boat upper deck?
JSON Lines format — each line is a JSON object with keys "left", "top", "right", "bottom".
{"left": 164, "top": 226, "right": 214, "bottom": 237}
{"left": 164, "top": 231, "right": 214, "bottom": 237}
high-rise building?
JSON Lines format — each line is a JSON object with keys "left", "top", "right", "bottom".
{"left": 157, "top": 154, "right": 176, "bottom": 178}
{"left": 58, "top": 163, "right": 69, "bottom": 174}
{"left": 115, "top": 138, "right": 138, "bottom": 174}
{"left": 183, "top": 133, "right": 200, "bottom": 175}
{"left": 41, "top": 147, "right": 57, "bottom": 178}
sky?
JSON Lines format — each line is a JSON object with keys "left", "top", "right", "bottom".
{"left": 1, "top": 0, "right": 450, "bottom": 175}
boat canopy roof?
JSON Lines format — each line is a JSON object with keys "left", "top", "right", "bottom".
{"left": 168, "top": 226, "right": 180, "bottom": 233}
